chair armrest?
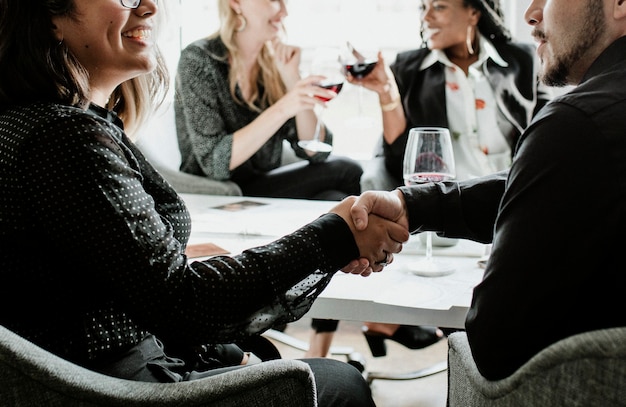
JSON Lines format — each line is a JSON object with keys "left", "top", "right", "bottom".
{"left": 447, "top": 329, "right": 626, "bottom": 407}
{"left": 153, "top": 163, "right": 242, "bottom": 196}
{"left": 0, "top": 326, "right": 316, "bottom": 406}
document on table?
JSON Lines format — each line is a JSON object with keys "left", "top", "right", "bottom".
{"left": 188, "top": 198, "right": 334, "bottom": 238}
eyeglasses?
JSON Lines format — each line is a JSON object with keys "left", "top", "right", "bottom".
{"left": 120, "top": 0, "right": 157, "bottom": 9}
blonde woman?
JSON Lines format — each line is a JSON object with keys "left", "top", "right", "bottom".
{"left": 175, "top": 0, "right": 362, "bottom": 200}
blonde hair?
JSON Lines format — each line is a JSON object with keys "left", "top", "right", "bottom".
{"left": 213, "top": 0, "right": 286, "bottom": 112}
{"left": 106, "top": 53, "right": 169, "bottom": 138}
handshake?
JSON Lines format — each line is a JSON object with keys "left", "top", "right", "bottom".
{"left": 329, "top": 190, "right": 409, "bottom": 277}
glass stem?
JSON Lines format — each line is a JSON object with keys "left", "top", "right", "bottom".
{"left": 312, "top": 115, "right": 322, "bottom": 142}
{"left": 425, "top": 231, "right": 433, "bottom": 261}
{"left": 357, "top": 84, "right": 364, "bottom": 117}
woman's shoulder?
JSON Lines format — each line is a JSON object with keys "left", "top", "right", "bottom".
{"left": 3, "top": 103, "right": 94, "bottom": 131}
{"left": 3, "top": 102, "right": 120, "bottom": 146}
{"left": 391, "top": 47, "right": 431, "bottom": 77}
{"left": 394, "top": 47, "right": 430, "bottom": 65}
{"left": 181, "top": 36, "right": 228, "bottom": 63}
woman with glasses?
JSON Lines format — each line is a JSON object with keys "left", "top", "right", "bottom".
{"left": 0, "top": 1, "right": 405, "bottom": 404}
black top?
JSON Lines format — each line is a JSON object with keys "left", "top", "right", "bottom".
{"left": 0, "top": 102, "right": 357, "bottom": 368}
{"left": 400, "top": 37, "right": 626, "bottom": 380}
{"left": 385, "top": 41, "right": 551, "bottom": 183}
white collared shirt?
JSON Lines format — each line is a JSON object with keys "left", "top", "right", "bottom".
{"left": 419, "top": 35, "right": 511, "bottom": 180}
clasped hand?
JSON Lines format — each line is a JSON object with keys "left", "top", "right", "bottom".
{"left": 331, "top": 192, "right": 408, "bottom": 276}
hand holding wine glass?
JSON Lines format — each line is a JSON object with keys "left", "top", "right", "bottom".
{"left": 297, "top": 47, "right": 344, "bottom": 153}
{"left": 403, "top": 127, "right": 456, "bottom": 276}
{"left": 341, "top": 41, "right": 378, "bottom": 128}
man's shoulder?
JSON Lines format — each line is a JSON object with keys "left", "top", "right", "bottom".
{"left": 557, "top": 67, "right": 626, "bottom": 117}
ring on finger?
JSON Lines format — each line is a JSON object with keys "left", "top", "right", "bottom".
{"left": 376, "top": 251, "right": 392, "bottom": 267}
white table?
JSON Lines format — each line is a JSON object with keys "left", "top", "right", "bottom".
{"left": 180, "top": 193, "right": 487, "bottom": 381}
{"left": 181, "top": 193, "right": 486, "bottom": 330}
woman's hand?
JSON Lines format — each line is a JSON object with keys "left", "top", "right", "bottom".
{"left": 331, "top": 196, "right": 409, "bottom": 275}
{"left": 270, "top": 75, "right": 337, "bottom": 122}
{"left": 269, "top": 39, "right": 302, "bottom": 89}
{"left": 345, "top": 51, "right": 396, "bottom": 96}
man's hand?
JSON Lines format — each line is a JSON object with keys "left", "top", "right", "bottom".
{"left": 350, "top": 190, "right": 409, "bottom": 231}
{"left": 331, "top": 195, "right": 409, "bottom": 275}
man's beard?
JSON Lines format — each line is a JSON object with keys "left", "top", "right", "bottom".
{"left": 539, "top": 0, "right": 605, "bottom": 87}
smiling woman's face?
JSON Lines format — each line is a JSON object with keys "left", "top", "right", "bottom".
{"left": 52, "top": 0, "right": 159, "bottom": 101}
{"left": 236, "top": 0, "right": 287, "bottom": 42}
{"left": 419, "top": 0, "right": 478, "bottom": 51}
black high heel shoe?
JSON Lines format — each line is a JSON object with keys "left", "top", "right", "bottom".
{"left": 362, "top": 325, "right": 444, "bottom": 357}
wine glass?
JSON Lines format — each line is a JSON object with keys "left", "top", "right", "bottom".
{"left": 298, "top": 48, "right": 344, "bottom": 153}
{"left": 403, "top": 127, "right": 456, "bottom": 277}
{"left": 341, "top": 41, "right": 378, "bottom": 128}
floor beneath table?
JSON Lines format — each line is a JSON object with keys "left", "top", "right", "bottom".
{"left": 267, "top": 317, "right": 449, "bottom": 407}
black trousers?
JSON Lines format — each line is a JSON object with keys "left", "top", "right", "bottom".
{"left": 95, "top": 335, "right": 375, "bottom": 407}
{"left": 237, "top": 156, "right": 363, "bottom": 200}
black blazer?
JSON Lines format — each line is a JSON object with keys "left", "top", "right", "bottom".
{"left": 383, "top": 41, "right": 552, "bottom": 182}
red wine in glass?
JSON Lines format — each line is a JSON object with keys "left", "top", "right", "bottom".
{"left": 315, "top": 81, "right": 344, "bottom": 102}
{"left": 298, "top": 76, "right": 343, "bottom": 153}
{"left": 404, "top": 172, "right": 452, "bottom": 185}
{"left": 344, "top": 60, "right": 377, "bottom": 79}
{"left": 342, "top": 42, "right": 378, "bottom": 127}
{"left": 402, "top": 127, "right": 456, "bottom": 277}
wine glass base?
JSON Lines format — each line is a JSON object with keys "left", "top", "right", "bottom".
{"left": 345, "top": 116, "right": 376, "bottom": 129}
{"left": 408, "top": 259, "right": 455, "bottom": 277}
{"left": 298, "top": 140, "right": 333, "bottom": 153}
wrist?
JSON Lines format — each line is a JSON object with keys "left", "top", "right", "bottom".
{"left": 380, "top": 97, "right": 400, "bottom": 112}
{"left": 379, "top": 81, "right": 400, "bottom": 111}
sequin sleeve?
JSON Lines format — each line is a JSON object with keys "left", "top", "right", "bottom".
{"left": 3, "top": 103, "right": 358, "bottom": 360}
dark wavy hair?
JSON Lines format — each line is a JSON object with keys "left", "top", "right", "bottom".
{"left": 420, "top": 0, "right": 511, "bottom": 47}
{"left": 0, "top": 0, "right": 169, "bottom": 136}
{"left": 465, "top": 0, "right": 511, "bottom": 43}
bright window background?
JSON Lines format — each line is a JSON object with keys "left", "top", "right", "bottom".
{"left": 164, "top": 1, "right": 531, "bottom": 160}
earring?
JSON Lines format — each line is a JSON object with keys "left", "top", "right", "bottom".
{"left": 466, "top": 25, "right": 475, "bottom": 55}
{"left": 236, "top": 13, "right": 247, "bottom": 32}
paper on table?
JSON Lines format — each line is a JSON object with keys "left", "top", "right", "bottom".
{"left": 211, "top": 200, "right": 268, "bottom": 212}
{"left": 190, "top": 198, "right": 333, "bottom": 237}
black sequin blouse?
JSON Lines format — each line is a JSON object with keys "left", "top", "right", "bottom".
{"left": 0, "top": 102, "right": 358, "bottom": 368}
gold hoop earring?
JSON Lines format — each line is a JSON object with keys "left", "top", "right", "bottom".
{"left": 466, "top": 25, "right": 475, "bottom": 55}
{"left": 236, "top": 14, "right": 247, "bottom": 32}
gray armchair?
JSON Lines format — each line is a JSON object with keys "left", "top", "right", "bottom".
{"left": 135, "top": 105, "right": 242, "bottom": 196}
{"left": 447, "top": 327, "right": 626, "bottom": 407}
{"left": 0, "top": 325, "right": 317, "bottom": 407}
{"left": 359, "top": 155, "right": 397, "bottom": 191}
